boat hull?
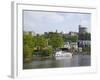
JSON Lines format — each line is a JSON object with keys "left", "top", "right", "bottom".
{"left": 55, "top": 51, "right": 72, "bottom": 57}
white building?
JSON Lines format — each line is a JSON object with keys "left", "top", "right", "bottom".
{"left": 63, "top": 42, "right": 78, "bottom": 51}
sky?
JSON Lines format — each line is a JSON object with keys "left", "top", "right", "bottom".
{"left": 23, "top": 10, "right": 91, "bottom": 34}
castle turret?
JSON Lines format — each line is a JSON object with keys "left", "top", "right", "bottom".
{"left": 79, "top": 25, "right": 87, "bottom": 33}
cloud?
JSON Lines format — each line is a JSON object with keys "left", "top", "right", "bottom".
{"left": 44, "top": 12, "right": 64, "bottom": 23}
{"left": 24, "top": 11, "right": 65, "bottom": 33}
{"left": 23, "top": 11, "right": 91, "bottom": 33}
{"left": 24, "top": 11, "right": 64, "bottom": 23}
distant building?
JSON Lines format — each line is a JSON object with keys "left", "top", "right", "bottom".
{"left": 69, "top": 32, "right": 78, "bottom": 36}
{"left": 63, "top": 42, "right": 78, "bottom": 52}
{"left": 78, "top": 24, "right": 91, "bottom": 49}
{"left": 70, "top": 42, "right": 78, "bottom": 51}
{"left": 78, "top": 40, "right": 91, "bottom": 48}
{"left": 64, "top": 42, "right": 71, "bottom": 49}
{"left": 24, "top": 31, "right": 36, "bottom": 36}
{"left": 79, "top": 25, "right": 87, "bottom": 34}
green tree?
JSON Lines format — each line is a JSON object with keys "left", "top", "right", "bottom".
{"left": 23, "top": 45, "right": 33, "bottom": 62}
{"left": 63, "top": 35, "right": 78, "bottom": 42}
{"left": 34, "top": 35, "right": 53, "bottom": 56}
{"left": 48, "top": 33, "right": 64, "bottom": 50}
{"left": 23, "top": 33, "right": 35, "bottom": 48}
{"left": 35, "top": 35, "right": 48, "bottom": 50}
{"left": 23, "top": 32, "right": 35, "bottom": 62}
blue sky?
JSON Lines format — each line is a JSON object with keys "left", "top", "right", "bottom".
{"left": 23, "top": 10, "right": 91, "bottom": 34}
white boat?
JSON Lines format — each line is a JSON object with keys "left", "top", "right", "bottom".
{"left": 55, "top": 51, "right": 72, "bottom": 57}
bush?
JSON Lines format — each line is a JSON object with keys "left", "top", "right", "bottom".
{"left": 82, "top": 46, "right": 91, "bottom": 54}
{"left": 23, "top": 45, "right": 33, "bottom": 62}
{"left": 33, "top": 47, "right": 53, "bottom": 57}
{"left": 41, "top": 49, "right": 49, "bottom": 56}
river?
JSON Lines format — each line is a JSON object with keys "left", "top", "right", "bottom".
{"left": 23, "top": 54, "right": 91, "bottom": 69}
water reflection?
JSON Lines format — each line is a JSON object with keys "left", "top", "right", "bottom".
{"left": 23, "top": 54, "right": 91, "bottom": 69}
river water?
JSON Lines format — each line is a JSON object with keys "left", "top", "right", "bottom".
{"left": 23, "top": 54, "right": 91, "bottom": 69}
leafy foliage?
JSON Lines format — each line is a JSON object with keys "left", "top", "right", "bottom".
{"left": 64, "top": 35, "right": 78, "bottom": 42}
{"left": 48, "top": 33, "right": 64, "bottom": 49}
{"left": 23, "top": 33, "right": 35, "bottom": 62}
{"left": 35, "top": 35, "right": 48, "bottom": 50}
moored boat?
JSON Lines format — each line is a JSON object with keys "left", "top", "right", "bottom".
{"left": 55, "top": 51, "right": 72, "bottom": 57}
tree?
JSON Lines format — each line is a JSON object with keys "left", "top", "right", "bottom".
{"left": 23, "top": 32, "right": 35, "bottom": 62}
{"left": 48, "top": 33, "right": 64, "bottom": 50}
{"left": 39, "top": 47, "right": 53, "bottom": 56}
{"left": 35, "top": 35, "right": 48, "bottom": 50}
{"left": 23, "top": 44, "right": 33, "bottom": 62}
{"left": 34, "top": 35, "right": 53, "bottom": 56}
{"left": 23, "top": 32, "right": 35, "bottom": 48}
{"left": 64, "top": 35, "right": 78, "bottom": 42}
